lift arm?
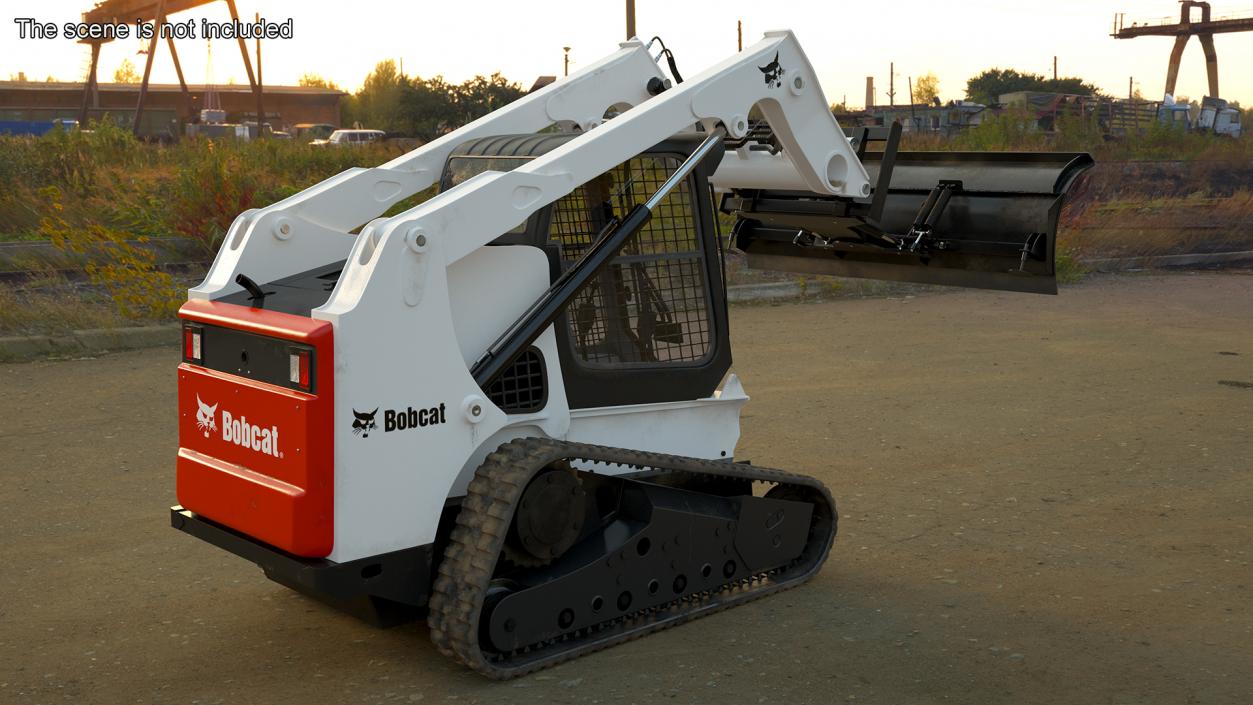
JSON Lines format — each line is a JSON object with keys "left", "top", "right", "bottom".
{"left": 190, "top": 38, "right": 669, "bottom": 300}
{"left": 319, "top": 30, "right": 870, "bottom": 318}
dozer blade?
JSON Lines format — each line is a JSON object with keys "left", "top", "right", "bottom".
{"left": 726, "top": 150, "right": 1095, "bottom": 294}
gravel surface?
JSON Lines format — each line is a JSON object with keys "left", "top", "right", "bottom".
{"left": 1, "top": 272, "right": 1250, "bottom": 704}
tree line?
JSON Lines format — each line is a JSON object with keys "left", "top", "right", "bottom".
{"left": 965, "top": 68, "right": 1101, "bottom": 105}
{"left": 302, "top": 61, "right": 527, "bottom": 142}
{"left": 323, "top": 61, "right": 1101, "bottom": 137}
{"left": 903, "top": 69, "right": 1102, "bottom": 107}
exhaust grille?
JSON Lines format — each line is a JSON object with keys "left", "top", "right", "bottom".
{"left": 485, "top": 347, "right": 547, "bottom": 414}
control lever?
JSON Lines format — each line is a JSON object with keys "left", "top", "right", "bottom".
{"left": 235, "top": 273, "right": 270, "bottom": 307}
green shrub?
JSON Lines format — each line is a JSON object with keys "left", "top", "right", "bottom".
{"left": 0, "top": 128, "right": 405, "bottom": 244}
{"left": 897, "top": 107, "right": 1252, "bottom": 162}
{"left": 0, "top": 128, "right": 423, "bottom": 318}
{"left": 952, "top": 107, "right": 1047, "bottom": 152}
{"left": 40, "top": 185, "right": 183, "bottom": 319}
{"left": 168, "top": 142, "right": 263, "bottom": 253}
{"left": 1054, "top": 245, "right": 1086, "bottom": 284}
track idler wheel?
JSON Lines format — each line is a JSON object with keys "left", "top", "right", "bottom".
{"left": 504, "top": 465, "right": 587, "bottom": 566}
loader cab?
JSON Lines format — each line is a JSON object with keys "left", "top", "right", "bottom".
{"left": 440, "top": 133, "right": 731, "bottom": 409}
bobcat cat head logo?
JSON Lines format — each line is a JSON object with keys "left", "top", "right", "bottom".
{"left": 758, "top": 51, "right": 784, "bottom": 89}
{"left": 195, "top": 395, "right": 218, "bottom": 437}
{"left": 353, "top": 408, "right": 378, "bottom": 437}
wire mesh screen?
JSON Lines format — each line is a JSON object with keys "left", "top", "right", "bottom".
{"left": 485, "top": 347, "right": 546, "bottom": 413}
{"left": 550, "top": 155, "right": 711, "bottom": 366}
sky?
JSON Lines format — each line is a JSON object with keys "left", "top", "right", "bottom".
{"left": 3, "top": 0, "right": 1253, "bottom": 107}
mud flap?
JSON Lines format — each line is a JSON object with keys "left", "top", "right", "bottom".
{"left": 725, "top": 150, "right": 1095, "bottom": 294}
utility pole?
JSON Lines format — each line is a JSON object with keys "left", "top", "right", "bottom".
{"left": 1053, "top": 55, "right": 1058, "bottom": 81}
{"left": 255, "top": 11, "right": 264, "bottom": 138}
{"left": 564, "top": 47, "right": 571, "bottom": 77}
{"left": 626, "top": 0, "right": 636, "bottom": 40}
{"left": 1128, "top": 75, "right": 1134, "bottom": 100}
{"left": 737, "top": 20, "right": 742, "bottom": 51}
{"left": 908, "top": 76, "right": 916, "bottom": 129}
{"left": 888, "top": 62, "right": 896, "bottom": 107}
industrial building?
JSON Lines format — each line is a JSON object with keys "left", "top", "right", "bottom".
{"left": 0, "top": 81, "right": 345, "bottom": 139}
{"left": 834, "top": 101, "right": 989, "bottom": 136}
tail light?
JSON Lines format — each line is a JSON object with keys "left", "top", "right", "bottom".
{"left": 179, "top": 320, "right": 316, "bottom": 394}
{"left": 289, "top": 347, "right": 312, "bottom": 391}
{"left": 183, "top": 324, "right": 203, "bottom": 363}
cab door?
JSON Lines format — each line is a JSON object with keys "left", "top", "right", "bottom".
{"left": 542, "top": 139, "right": 731, "bottom": 409}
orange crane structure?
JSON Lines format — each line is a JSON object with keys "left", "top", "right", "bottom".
{"left": 78, "top": 0, "right": 265, "bottom": 136}
{"left": 1112, "top": 1, "right": 1253, "bottom": 99}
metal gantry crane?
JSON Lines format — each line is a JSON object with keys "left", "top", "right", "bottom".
{"left": 78, "top": 0, "right": 265, "bottom": 135}
{"left": 1112, "top": 1, "right": 1253, "bottom": 98}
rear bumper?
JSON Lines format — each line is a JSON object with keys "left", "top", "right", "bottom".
{"left": 176, "top": 300, "right": 336, "bottom": 557}
{"left": 170, "top": 506, "right": 434, "bottom": 619}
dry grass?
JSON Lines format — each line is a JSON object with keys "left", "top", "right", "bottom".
{"left": 0, "top": 122, "right": 409, "bottom": 247}
{"left": 0, "top": 269, "right": 196, "bottom": 336}
{"left": 1059, "top": 159, "right": 1253, "bottom": 260}
{"left": 899, "top": 108, "right": 1253, "bottom": 162}
{"left": 0, "top": 281, "right": 130, "bottom": 335}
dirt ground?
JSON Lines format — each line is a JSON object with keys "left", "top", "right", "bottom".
{"left": 1, "top": 272, "right": 1251, "bottom": 705}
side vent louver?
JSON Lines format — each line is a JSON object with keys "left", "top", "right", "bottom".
{"left": 485, "top": 347, "right": 547, "bottom": 414}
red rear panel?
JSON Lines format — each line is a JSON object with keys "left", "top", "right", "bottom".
{"left": 176, "top": 300, "right": 334, "bottom": 557}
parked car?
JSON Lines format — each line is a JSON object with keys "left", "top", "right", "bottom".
{"left": 294, "top": 122, "right": 335, "bottom": 141}
{"left": 1198, "top": 96, "right": 1242, "bottom": 138}
{"left": 313, "top": 129, "right": 387, "bottom": 147}
{"left": 241, "top": 121, "right": 276, "bottom": 140}
{"left": 187, "top": 122, "right": 250, "bottom": 140}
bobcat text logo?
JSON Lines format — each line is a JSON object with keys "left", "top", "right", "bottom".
{"left": 191, "top": 396, "right": 281, "bottom": 457}
{"left": 195, "top": 395, "right": 218, "bottom": 437}
{"left": 221, "top": 411, "right": 281, "bottom": 458}
{"left": 352, "top": 403, "right": 447, "bottom": 438}
{"left": 352, "top": 408, "right": 378, "bottom": 437}
{"left": 384, "top": 403, "right": 447, "bottom": 433}
{"left": 758, "top": 51, "right": 785, "bottom": 89}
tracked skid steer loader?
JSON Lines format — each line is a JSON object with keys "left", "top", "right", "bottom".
{"left": 170, "top": 31, "right": 1092, "bottom": 677}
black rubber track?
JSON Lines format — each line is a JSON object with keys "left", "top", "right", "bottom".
{"left": 427, "top": 437, "right": 838, "bottom": 679}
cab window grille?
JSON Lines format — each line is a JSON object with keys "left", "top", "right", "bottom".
{"left": 549, "top": 155, "right": 712, "bottom": 366}
{"left": 485, "top": 347, "right": 547, "bottom": 414}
